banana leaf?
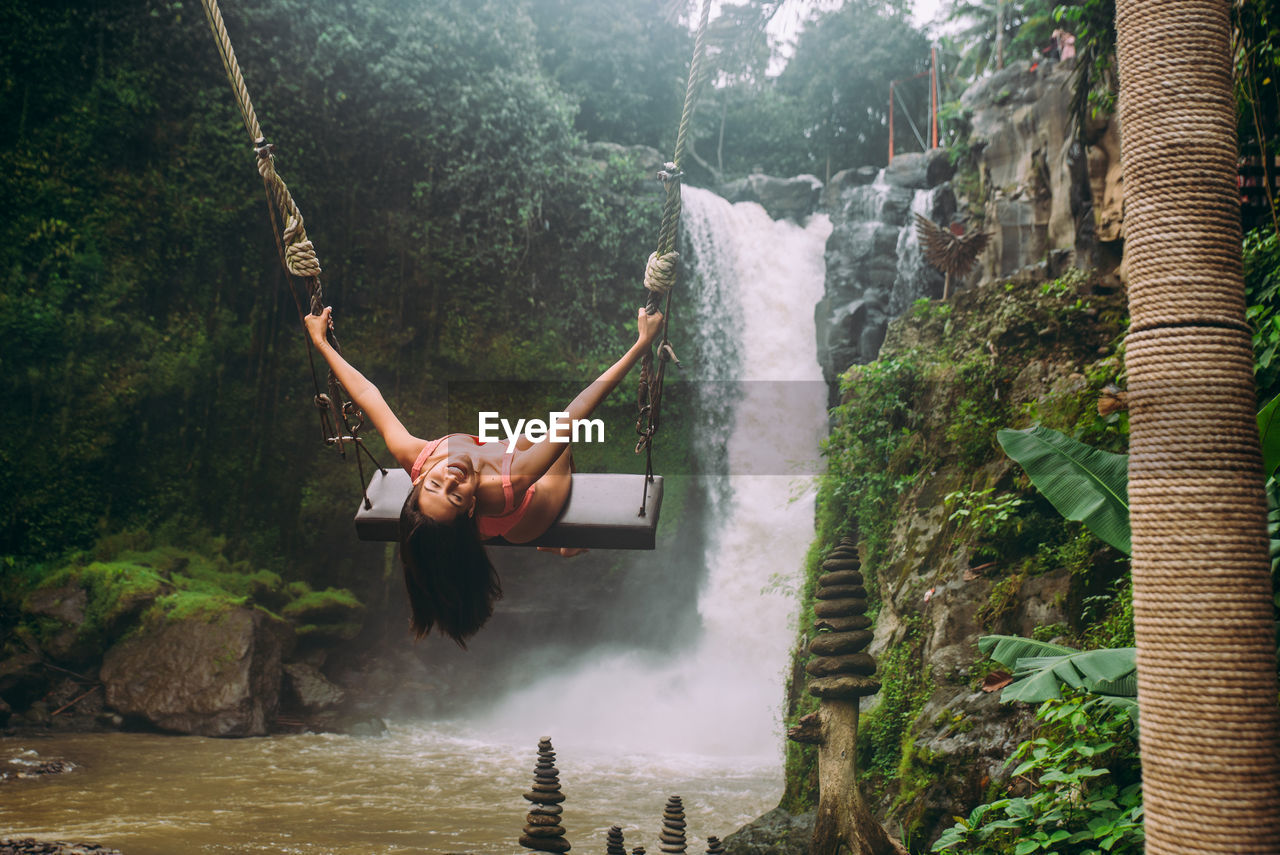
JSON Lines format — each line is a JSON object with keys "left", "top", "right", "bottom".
{"left": 997, "top": 426, "right": 1131, "bottom": 554}
{"left": 979, "top": 635, "right": 1136, "bottom": 704}
{"left": 1258, "top": 393, "right": 1280, "bottom": 479}
{"left": 978, "top": 634, "right": 1076, "bottom": 666}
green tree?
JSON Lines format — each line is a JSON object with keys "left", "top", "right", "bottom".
{"left": 777, "top": 0, "right": 930, "bottom": 175}
{"left": 528, "top": 0, "right": 693, "bottom": 150}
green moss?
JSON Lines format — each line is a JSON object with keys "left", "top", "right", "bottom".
{"left": 859, "top": 615, "right": 932, "bottom": 780}
{"left": 143, "top": 590, "right": 244, "bottom": 628}
{"left": 280, "top": 585, "right": 366, "bottom": 641}
{"left": 28, "top": 560, "right": 169, "bottom": 651}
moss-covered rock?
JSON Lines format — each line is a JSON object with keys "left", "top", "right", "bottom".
{"left": 100, "top": 605, "right": 293, "bottom": 737}
{"left": 280, "top": 585, "right": 366, "bottom": 642}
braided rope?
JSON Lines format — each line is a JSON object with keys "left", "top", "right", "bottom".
{"left": 643, "top": 250, "right": 680, "bottom": 298}
{"left": 636, "top": 0, "right": 712, "bottom": 478}
{"left": 199, "top": 0, "right": 323, "bottom": 288}
{"left": 655, "top": 0, "right": 712, "bottom": 260}
{"left": 198, "top": 0, "right": 383, "bottom": 501}
{"left": 1116, "top": 2, "right": 1280, "bottom": 852}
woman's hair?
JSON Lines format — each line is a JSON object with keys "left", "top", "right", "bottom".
{"left": 399, "top": 485, "right": 502, "bottom": 647}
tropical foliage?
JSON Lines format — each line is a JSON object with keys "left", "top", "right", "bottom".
{"left": 932, "top": 695, "right": 1144, "bottom": 855}
{"left": 979, "top": 635, "right": 1136, "bottom": 713}
{"left": 996, "top": 426, "right": 1130, "bottom": 555}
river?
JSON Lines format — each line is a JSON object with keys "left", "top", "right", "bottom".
{"left": 2, "top": 187, "right": 832, "bottom": 855}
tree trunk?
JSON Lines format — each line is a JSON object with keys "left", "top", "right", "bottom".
{"left": 810, "top": 702, "right": 906, "bottom": 855}
{"left": 1114, "top": 2, "right": 1280, "bottom": 852}
{"left": 995, "top": 1, "right": 1005, "bottom": 71}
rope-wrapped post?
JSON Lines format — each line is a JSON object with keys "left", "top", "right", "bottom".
{"left": 1115, "top": 2, "right": 1280, "bottom": 852}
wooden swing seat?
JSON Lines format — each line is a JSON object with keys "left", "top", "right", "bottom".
{"left": 354, "top": 469, "right": 663, "bottom": 549}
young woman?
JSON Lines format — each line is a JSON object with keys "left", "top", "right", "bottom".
{"left": 303, "top": 305, "right": 665, "bottom": 645}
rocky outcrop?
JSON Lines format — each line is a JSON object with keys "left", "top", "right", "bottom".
{"left": 814, "top": 149, "right": 957, "bottom": 393}
{"left": 722, "top": 807, "right": 814, "bottom": 855}
{"left": 100, "top": 607, "right": 293, "bottom": 736}
{"left": 813, "top": 60, "right": 1122, "bottom": 400}
{"left": 0, "top": 841, "right": 123, "bottom": 855}
{"left": 720, "top": 174, "right": 823, "bottom": 222}
{"left": 963, "top": 60, "right": 1123, "bottom": 281}
{"left": 282, "top": 662, "right": 345, "bottom": 711}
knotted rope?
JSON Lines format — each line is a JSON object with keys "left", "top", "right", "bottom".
{"left": 635, "top": 0, "right": 712, "bottom": 503}
{"left": 1115, "top": 1, "right": 1280, "bottom": 852}
{"left": 199, "top": 0, "right": 382, "bottom": 506}
{"left": 643, "top": 249, "right": 680, "bottom": 299}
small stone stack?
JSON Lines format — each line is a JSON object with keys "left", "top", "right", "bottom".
{"left": 520, "top": 737, "right": 570, "bottom": 854}
{"left": 658, "top": 796, "right": 687, "bottom": 855}
{"left": 606, "top": 826, "right": 626, "bottom": 855}
{"left": 705, "top": 837, "right": 725, "bottom": 855}
{"left": 807, "top": 537, "right": 880, "bottom": 700}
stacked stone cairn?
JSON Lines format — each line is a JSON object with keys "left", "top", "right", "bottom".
{"left": 807, "top": 537, "right": 880, "bottom": 699}
{"left": 606, "top": 826, "right": 626, "bottom": 855}
{"left": 658, "top": 796, "right": 687, "bottom": 855}
{"left": 705, "top": 837, "right": 725, "bottom": 855}
{"left": 520, "top": 737, "right": 570, "bottom": 854}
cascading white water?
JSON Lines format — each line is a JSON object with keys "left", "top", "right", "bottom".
{"left": 475, "top": 187, "right": 832, "bottom": 761}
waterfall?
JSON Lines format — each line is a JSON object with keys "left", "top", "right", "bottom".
{"left": 475, "top": 187, "right": 831, "bottom": 760}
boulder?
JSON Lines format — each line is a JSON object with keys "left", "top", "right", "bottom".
{"left": 100, "top": 606, "right": 293, "bottom": 736}
{"left": 0, "top": 649, "right": 45, "bottom": 710}
{"left": 283, "top": 662, "right": 345, "bottom": 711}
{"left": 722, "top": 174, "right": 823, "bottom": 221}
{"left": 723, "top": 807, "right": 815, "bottom": 855}
{"left": 24, "top": 583, "right": 85, "bottom": 625}
{"left": 820, "top": 166, "right": 879, "bottom": 211}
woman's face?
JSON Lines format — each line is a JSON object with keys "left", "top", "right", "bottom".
{"left": 415, "top": 453, "right": 478, "bottom": 522}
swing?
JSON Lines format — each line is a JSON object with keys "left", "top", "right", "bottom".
{"left": 354, "top": 469, "right": 664, "bottom": 549}
{"left": 200, "top": 0, "right": 709, "bottom": 550}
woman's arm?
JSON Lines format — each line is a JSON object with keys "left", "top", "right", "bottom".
{"left": 509, "top": 308, "right": 664, "bottom": 487}
{"left": 303, "top": 307, "right": 423, "bottom": 470}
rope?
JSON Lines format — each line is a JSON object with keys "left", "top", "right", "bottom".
{"left": 635, "top": 0, "right": 712, "bottom": 504}
{"left": 199, "top": 0, "right": 380, "bottom": 507}
{"left": 643, "top": 250, "right": 680, "bottom": 298}
{"left": 1115, "top": 2, "right": 1280, "bottom": 852}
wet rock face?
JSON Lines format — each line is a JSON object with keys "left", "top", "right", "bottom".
{"left": 814, "top": 150, "right": 956, "bottom": 395}
{"left": 282, "top": 662, "right": 345, "bottom": 712}
{"left": 962, "top": 60, "right": 1120, "bottom": 280}
{"left": 99, "top": 607, "right": 293, "bottom": 737}
{"left": 720, "top": 174, "right": 824, "bottom": 222}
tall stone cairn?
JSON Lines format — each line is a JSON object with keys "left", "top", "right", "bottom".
{"left": 520, "top": 736, "right": 570, "bottom": 854}
{"left": 658, "top": 796, "right": 687, "bottom": 855}
{"left": 606, "top": 826, "right": 626, "bottom": 855}
{"left": 807, "top": 537, "right": 880, "bottom": 700}
{"left": 804, "top": 537, "right": 906, "bottom": 855}
{"left": 705, "top": 837, "right": 725, "bottom": 855}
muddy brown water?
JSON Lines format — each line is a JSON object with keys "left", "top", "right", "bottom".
{"left": 1, "top": 725, "right": 779, "bottom": 855}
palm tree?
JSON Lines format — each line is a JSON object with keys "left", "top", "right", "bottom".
{"left": 1113, "top": 0, "right": 1280, "bottom": 852}
{"left": 946, "top": 0, "right": 1055, "bottom": 77}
